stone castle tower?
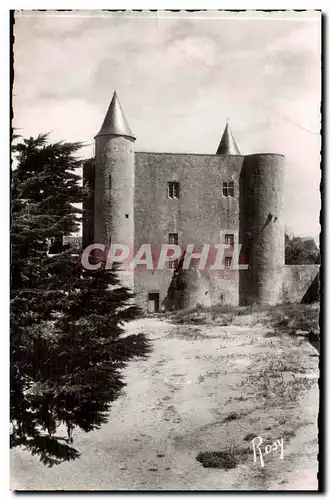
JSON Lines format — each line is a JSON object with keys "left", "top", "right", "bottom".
{"left": 83, "top": 92, "right": 319, "bottom": 311}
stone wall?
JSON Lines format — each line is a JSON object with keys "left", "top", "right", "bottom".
{"left": 133, "top": 152, "right": 244, "bottom": 309}
{"left": 90, "top": 144, "right": 318, "bottom": 311}
{"left": 208, "top": 269, "right": 239, "bottom": 306}
{"left": 282, "top": 265, "right": 320, "bottom": 303}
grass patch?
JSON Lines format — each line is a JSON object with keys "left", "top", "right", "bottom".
{"left": 264, "top": 331, "right": 278, "bottom": 338}
{"left": 263, "top": 302, "right": 319, "bottom": 334}
{"left": 244, "top": 433, "right": 257, "bottom": 442}
{"left": 283, "top": 429, "right": 296, "bottom": 438}
{"left": 167, "top": 304, "right": 252, "bottom": 326}
{"left": 196, "top": 447, "right": 249, "bottom": 470}
{"left": 245, "top": 352, "right": 315, "bottom": 404}
{"left": 198, "top": 369, "right": 222, "bottom": 383}
{"left": 165, "top": 302, "right": 319, "bottom": 337}
{"left": 167, "top": 326, "right": 219, "bottom": 341}
{"left": 222, "top": 411, "right": 240, "bottom": 422}
{"left": 166, "top": 326, "right": 205, "bottom": 340}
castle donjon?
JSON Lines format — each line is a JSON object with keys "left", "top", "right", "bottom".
{"left": 83, "top": 92, "right": 319, "bottom": 312}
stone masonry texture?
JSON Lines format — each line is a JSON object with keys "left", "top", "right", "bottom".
{"left": 84, "top": 103, "right": 319, "bottom": 311}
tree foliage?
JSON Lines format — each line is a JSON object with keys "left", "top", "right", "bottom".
{"left": 285, "top": 233, "right": 320, "bottom": 265}
{"left": 285, "top": 232, "right": 320, "bottom": 303}
{"left": 11, "top": 135, "right": 150, "bottom": 466}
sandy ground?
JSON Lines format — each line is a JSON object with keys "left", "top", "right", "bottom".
{"left": 11, "top": 317, "right": 319, "bottom": 491}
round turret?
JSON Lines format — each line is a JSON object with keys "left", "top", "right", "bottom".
{"left": 239, "top": 153, "right": 285, "bottom": 305}
{"left": 94, "top": 92, "right": 135, "bottom": 286}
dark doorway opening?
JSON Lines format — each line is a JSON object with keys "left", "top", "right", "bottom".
{"left": 148, "top": 293, "right": 159, "bottom": 313}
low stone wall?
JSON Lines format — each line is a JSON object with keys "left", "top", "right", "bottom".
{"left": 281, "top": 265, "right": 320, "bottom": 303}
{"left": 133, "top": 264, "right": 319, "bottom": 311}
{"left": 134, "top": 267, "right": 239, "bottom": 311}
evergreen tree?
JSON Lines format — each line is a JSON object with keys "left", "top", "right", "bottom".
{"left": 11, "top": 135, "right": 150, "bottom": 466}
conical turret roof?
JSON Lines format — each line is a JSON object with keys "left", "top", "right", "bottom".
{"left": 95, "top": 91, "right": 135, "bottom": 140}
{"left": 216, "top": 123, "right": 240, "bottom": 155}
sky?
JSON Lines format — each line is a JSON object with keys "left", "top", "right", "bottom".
{"left": 13, "top": 10, "right": 321, "bottom": 240}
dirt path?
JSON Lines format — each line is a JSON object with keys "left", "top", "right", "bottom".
{"left": 11, "top": 318, "right": 319, "bottom": 490}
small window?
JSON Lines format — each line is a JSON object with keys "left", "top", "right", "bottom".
{"left": 168, "top": 233, "right": 178, "bottom": 245}
{"left": 168, "top": 233, "right": 178, "bottom": 269}
{"left": 224, "top": 257, "right": 232, "bottom": 268}
{"left": 222, "top": 181, "right": 234, "bottom": 197}
{"left": 225, "top": 233, "right": 234, "bottom": 246}
{"left": 220, "top": 293, "right": 225, "bottom": 303}
{"left": 168, "top": 182, "right": 180, "bottom": 199}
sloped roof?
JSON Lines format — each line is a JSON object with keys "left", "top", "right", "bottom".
{"left": 95, "top": 91, "right": 135, "bottom": 140}
{"left": 216, "top": 123, "right": 240, "bottom": 155}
